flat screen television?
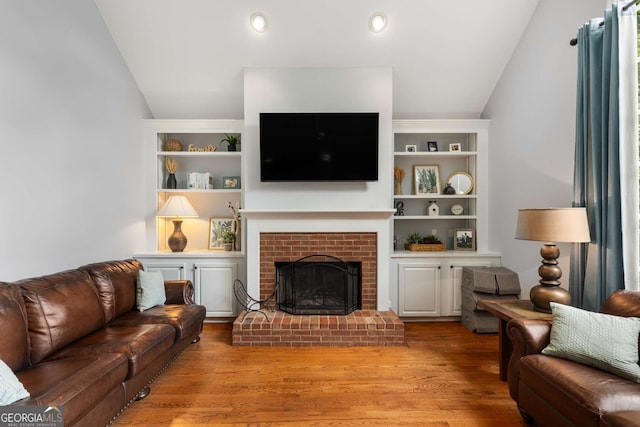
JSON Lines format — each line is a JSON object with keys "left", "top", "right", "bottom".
{"left": 260, "top": 112, "right": 379, "bottom": 182}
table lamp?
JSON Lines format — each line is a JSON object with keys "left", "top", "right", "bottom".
{"left": 515, "top": 208, "right": 591, "bottom": 312}
{"left": 157, "top": 196, "right": 198, "bottom": 252}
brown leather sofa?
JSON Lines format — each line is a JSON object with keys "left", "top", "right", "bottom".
{"left": 506, "top": 290, "right": 640, "bottom": 426}
{"left": 0, "top": 259, "right": 206, "bottom": 427}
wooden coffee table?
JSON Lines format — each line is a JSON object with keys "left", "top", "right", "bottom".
{"left": 476, "top": 299, "right": 552, "bottom": 381}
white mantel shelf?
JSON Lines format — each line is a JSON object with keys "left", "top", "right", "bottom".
{"left": 240, "top": 209, "right": 396, "bottom": 220}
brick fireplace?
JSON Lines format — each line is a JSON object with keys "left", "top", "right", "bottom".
{"left": 259, "top": 232, "right": 377, "bottom": 308}
{"left": 232, "top": 210, "right": 404, "bottom": 346}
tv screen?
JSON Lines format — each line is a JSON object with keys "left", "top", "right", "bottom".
{"left": 260, "top": 112, "right": 379, "bottom": 182}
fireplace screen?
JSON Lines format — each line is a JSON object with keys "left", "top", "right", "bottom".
{"left": 276, "top": 255, "right": 361, "bottom": 315}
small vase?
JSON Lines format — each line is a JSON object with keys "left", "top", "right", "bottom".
{"left": 227, "top": 145, "right": 237, "bottom": 152}
{"left": 394, "top": 179, "right": 402, "bottom": 195}
{"left": 167, "top": 173, "right": 177, "bottom": 189}
{"left": 223, "top": 243, "right": 233, "bottom": 251}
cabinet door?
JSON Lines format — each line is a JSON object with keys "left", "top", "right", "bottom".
{"left": 446, "top": 261, "right": 493, "bottom": 316}
{"left": 194, "top": 263, "right": 237, "bottom": 317}
{"left": 398, "top": 262, "right": 441, "bottom": 317}
{"left": 142, "top": 262, "right": 186, "bottom": 281}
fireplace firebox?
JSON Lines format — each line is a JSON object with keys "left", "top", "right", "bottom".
{"left": 275, "top": 254, "right": 361, "bottom": 315}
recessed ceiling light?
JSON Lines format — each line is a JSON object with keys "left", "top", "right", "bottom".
{"left": 369, "top": 12, "right": 387, "bottom": 33}
{"left": 250, "top": 12, "right": 268, "bottom": 33}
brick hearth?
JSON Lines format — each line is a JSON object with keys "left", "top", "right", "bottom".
{"left": 232, "top": 230, "right": 404, "bottom": 346}
{"left": 232, "top": 310, "right": 405, "bottom": 347}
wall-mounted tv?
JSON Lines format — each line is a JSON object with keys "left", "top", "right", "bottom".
{"left": 260, "top": 112, "right": 379, "bottom": 182}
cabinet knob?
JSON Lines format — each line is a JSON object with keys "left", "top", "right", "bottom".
{"left": 180, "top": 266, "right": 184, "bottom": 270}
{"left": 194, "top": 265, "right": 198, "bottom": 270}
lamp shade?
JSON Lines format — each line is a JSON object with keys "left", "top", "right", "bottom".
{"left": 515, "top": 208, "right": 590, "bottom": 243}
{"left": 157, "top": 196, "right": 198, "bottom": 218}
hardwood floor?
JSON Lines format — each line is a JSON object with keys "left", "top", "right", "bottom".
{"left": 113, "top": 322, "right": 525, "bottom": 426}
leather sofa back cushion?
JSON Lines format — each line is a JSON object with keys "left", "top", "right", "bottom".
{"left": 0, "top": 283, "right": 30, "bottom": 371}
{"left": 17, "top": 270, "right": 106, "bottom": 365}
{"left": 80, "top": 260, "right": 142, "bottom": 323}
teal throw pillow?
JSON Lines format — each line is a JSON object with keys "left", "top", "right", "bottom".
{"left": 0, "top": 358, "right": 29, "bottom": 405}
{"left": 137, "top": 270, "right": 166, "bottom": 312}
{"left": 542, "top": 302, "right": 640, "bottom": 382}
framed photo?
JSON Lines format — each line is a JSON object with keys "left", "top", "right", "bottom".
{"left": 413, "top": 165, "right": 441, "bottom": 195}
{"left": 223, "top": 176, "right": 240, "bottom": 189}
{"left": 405, "top": 145, "right": 417, "bottom": 153}
{"left": 449, "top": 143, "right": 461, "bottom": 152}
{"left": 427, "top": 141, "right": 438, "bottom": 152}
{"left": 208, "top": 218, "right": 234, "bottom": 250}
{"left": 454, "top": 228, "right": 476, "bottom": 251}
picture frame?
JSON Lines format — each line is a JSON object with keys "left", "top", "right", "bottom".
{"left": 454, "top": 228, "right": 476, "bottom": 251}
{"left": 427, "top": 141, "right": 438, "bottom": 152}
{"left": 405, "top": 144, "right": 417, "bottom": 153}
{"left": 223, "top": 176, "right": 241, "bottom": 189}
{"left": 208, "top": 218, "right": 234, "bottom": 250}
{"left": 413, "top": 165, "right": 441, "bottom": 195}
{"left": 449, "top": 143, "right": 461, "bottom": 152}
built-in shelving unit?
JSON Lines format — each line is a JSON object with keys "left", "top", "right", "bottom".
{"left": 136, "top": 120, "right": 246, "bottom": 320}
{"left": 390, "top": 120, "right": 501, "bottom": 318}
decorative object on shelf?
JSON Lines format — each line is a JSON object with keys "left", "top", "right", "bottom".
{"left": 394, "top": 201, "right": 404, "bottom": 216}
{"left": 221, "top": 231, "right": 235, "bottom": 251}
{"left": 220, "top": 134, "right": 240, "bottom": 152}
{"left": 165, "top": 139, "right": 183, "bottom": 152}
{"left": 454, "top": 228, "right": 475, "bottom": 251}
{"left": 223, "top": 176, "right": 241, "bottom": 189}
{"left": 187, "top": 143, "right": 216, "bottom": 152}
{"left": 157, "top": 196, "right": 199, "bottom": 252}
{"left": 427, "top": 201, "right": 439, "bottom": 216}
{"left": 405, "top": 145, "right": 417, "bottom": 152}
{"left": 451, "top": 204, "right": 464, "bottom": 215}
{"left": 443, "top": 183, "right": 456, "bottom": 195}
{"left": 446, "top": 171, "right": 474, "bottom": 195}
{"left": 449, "top": 143, "right": 461, "bottom": 152}
{"left": 427, "top": 141, "right": 438, "bottom": 152}
{"left": 405, "top": 232, "right": 446, "bottom": 252}
{"left": 413, "top": 165, "right": 441, "bottom": 195}
{"left": 208, "top": 217, "right": 234, "bottom": 250}
{"left": 394, "top": 166, "right": 405, "bottom": 195}
{"left": 227, "top": 201, "right": 241, "bottom": 251}
{"left": 515, "top": 208, "right": 591, "bottom": 313}
{"left": 188, "top": 172, "right": 213, "bottom": 189}
{"left": 165, "top": 158, "right": 178, "bottom": 189}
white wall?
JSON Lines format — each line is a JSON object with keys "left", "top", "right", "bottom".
{"left": 0, "top": 0, "right": 152, "bottom": 281}
{"left": 482, "top": 0, "right": 606, "bottom": 296}
{"left": 243, "top": 67, "right": 393, "bottom": 211}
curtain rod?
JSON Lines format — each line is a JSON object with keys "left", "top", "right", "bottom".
{"left": 569, "top": 0, "right": 638, "bottom": 46}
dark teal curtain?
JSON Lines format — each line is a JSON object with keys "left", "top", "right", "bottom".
{"left": 570, "top": 3, "right": 639, "bottom": 311}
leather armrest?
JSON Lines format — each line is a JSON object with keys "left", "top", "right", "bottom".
{"left": 506, "top": 318, "right": 552, "bottom": 402}
{"left": 164, "top": 280, "right": 195, "bottom": 305}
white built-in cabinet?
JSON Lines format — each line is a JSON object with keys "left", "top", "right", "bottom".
{"left": 391, "top": 120, "right": 501, "bottom": 318}
{"left": 134, "top": 120, "right": 245, "bottom": 320}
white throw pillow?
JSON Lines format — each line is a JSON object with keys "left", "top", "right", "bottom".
{"left": 0, "top": 358, "right": 29, "bottom": 405}
{"left": 542, "top": 302, "right": 640, "bottom": 382}
{"left": 137, "top": 270, "right": 166, "bottom": 312}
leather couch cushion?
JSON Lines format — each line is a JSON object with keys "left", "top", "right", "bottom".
{"left": 112, "top": 304, "right": 206, "bottom": 342}
{"left": 520, "top": 354, "right": 640, "bottom": 425}
{"left": 0, "top": 283, "right": 30, "bottom": 371}
{"left": 48, "top": 324, "right": 175, "bottom": 379}
{"left": 80, "top": 259, "right": 142, "bottom": 323}
{"left": 15, "top": 354, "right": 128, "bottom": 427}
{"left": 601, "top": 410, "right": 640, "bottom": 427}
{"left": 16, "top": 270, "right": 105, "bottom": 365}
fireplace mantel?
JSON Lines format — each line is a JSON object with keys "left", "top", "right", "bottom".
{"left": 242, "top": 208, "right": 394, "bottom": 312}
{"left": 240, "top": 209, "right": 396, "bottom": 220}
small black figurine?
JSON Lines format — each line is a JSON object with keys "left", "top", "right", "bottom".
{"left": 443, "top": 183, "right": 456, "bottom": 195}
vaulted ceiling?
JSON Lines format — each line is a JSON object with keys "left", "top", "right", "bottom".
{"left": 95, "top": 0, "right": 540, "bottom": 119}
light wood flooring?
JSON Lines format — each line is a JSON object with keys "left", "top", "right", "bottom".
{"left": 113, "top": 321, "right": 525, "bottom": 426}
